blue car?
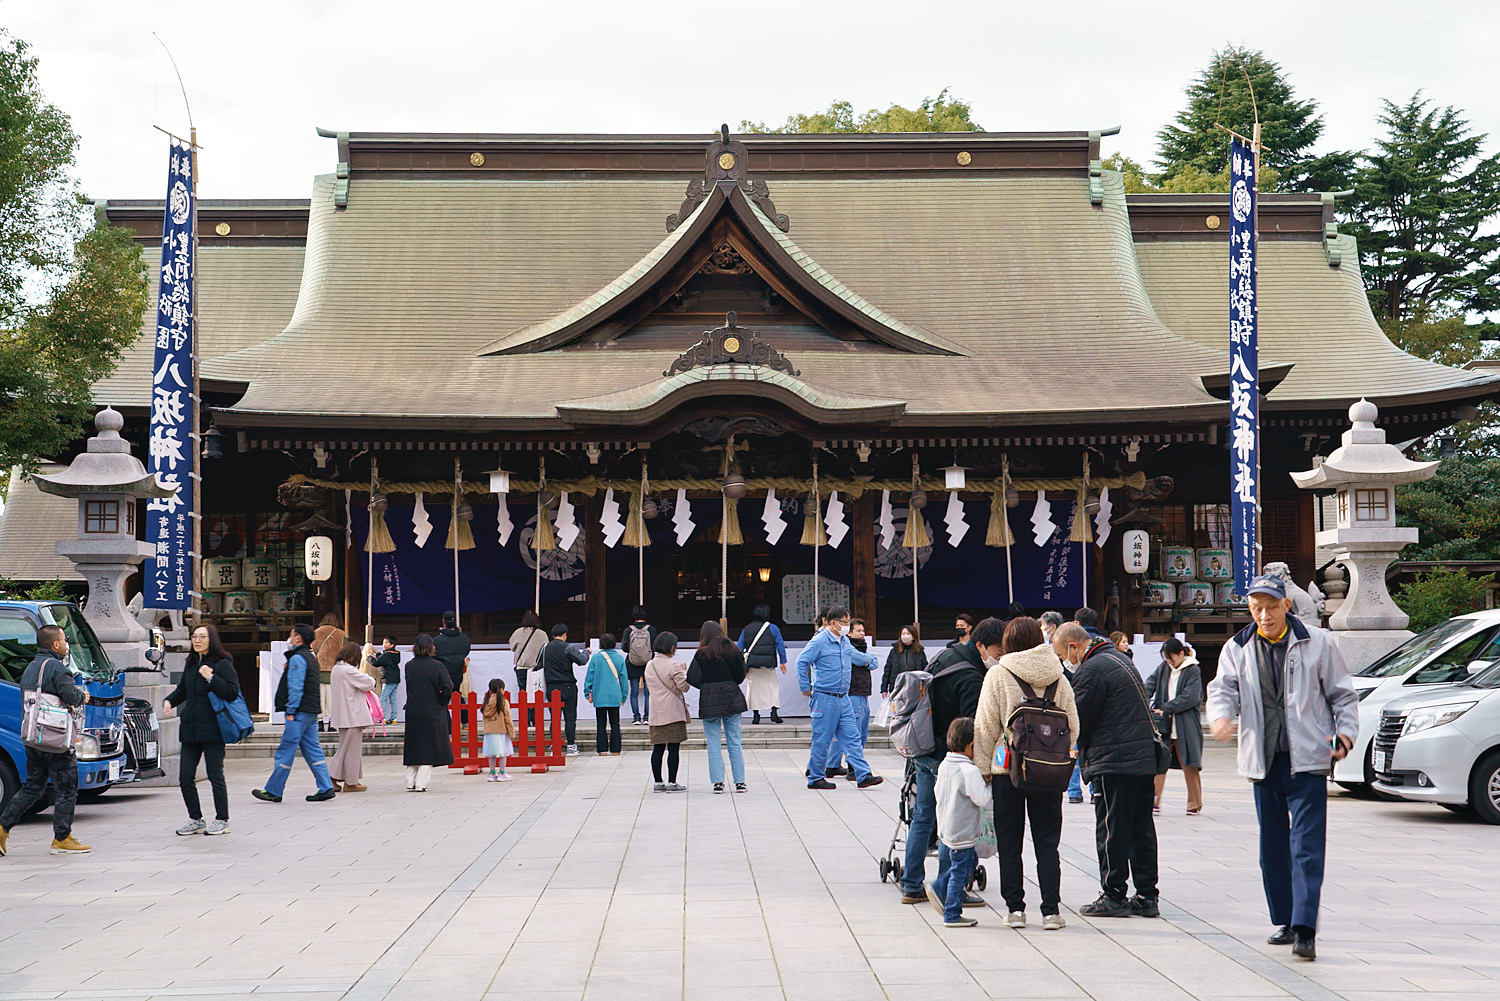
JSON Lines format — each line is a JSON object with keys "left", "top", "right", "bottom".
{"left": 0, "top": 601, "right": 159, "bottom": 813}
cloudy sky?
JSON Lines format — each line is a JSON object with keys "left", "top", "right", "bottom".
{"left": 6, "top": 0, "right": 1498, "bottom": 201}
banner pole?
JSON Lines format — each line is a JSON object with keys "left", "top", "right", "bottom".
{"left": 1252, "top": 119, "right": 1263, "bottom": 577}
{"left": 453, "top": 459, "right": 462, "bottom": 621}
{"left": 812, "top": 456, "right": 820, "bottom": 616}
{"left": 638, "top": 459, "right": 647, "bottom": 607}
{"left": 535, "top": 456, "right": 544, "bottom": 615}
{"left": 366, "top": 461, "right": 376, "bottom": 645}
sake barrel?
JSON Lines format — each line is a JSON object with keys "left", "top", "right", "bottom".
{"left": 198, "top": 592, "right": 221, "bottom": 615}
{"left": 1144, "top": 581, "right": 1176, "bottom": 606}
{"left": 1197, "top": 548, "right": 1231, "bottom": 581}
{"left": 1217, "top": 583, "right": 1246, "bottom": 608}
{"left": 1179, "top": 582, "right": 1213, "bottom": 615}
{"left": 203, "top": 558, "right": 240, "bottom": 592}
{"left": 222, "top": 590, "right": 257, "bottom": 615}
{"left": 264, "top": 589, "right": 300, "bottom": 613}
{"left": 1162, "top": 547, "right": 1196, "bottom": 581}
{"left": 241, "top": 556, "right": 281, "bottom": 591}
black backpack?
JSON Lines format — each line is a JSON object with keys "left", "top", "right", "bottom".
{"left": 1005, "top": 677, "right": 1074, "bottom": 792}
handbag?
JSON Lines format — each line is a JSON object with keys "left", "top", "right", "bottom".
{"left": 208, "top": 690, "right": 256, "bottom": 744}
{"left": 21, "top": 658, "right": 78, "bottom": 753}
{"left": 976, "top": 805, "right": 998, "bottom": 859}
{"left": 365, "top": 690, "right": 386, "bottom": 736}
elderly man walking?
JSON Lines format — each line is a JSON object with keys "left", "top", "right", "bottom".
{"left": 1207, "top": 574, "right": 1358, "bottom": 961}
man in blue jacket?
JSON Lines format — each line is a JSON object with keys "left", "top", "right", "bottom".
{"left": 796, "top": 605, "right": 883, "bottom": 790}
{"left": 254, "top": 623, "right": 336, "bottom": 803}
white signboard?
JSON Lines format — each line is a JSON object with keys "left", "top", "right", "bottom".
{"left": 1123, "top": 529, "right": 1150, "bottom": 575}
{"left": 781, "top": 574, "right": 850, "bottom": 625}
{"left": 304, "top": 535, "right": 334, "bottom": 581}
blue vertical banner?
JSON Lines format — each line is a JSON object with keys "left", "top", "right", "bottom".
{"left": 144, "top": 141, "right": 196, "bottom": 609}
{"left": 1228, "top": 139, "right": 1258, "bottom": 592}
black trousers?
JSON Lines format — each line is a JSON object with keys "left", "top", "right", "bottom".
{"left": 651, "top": 743, "right": 681, "bottom": 783}
{"left": 180, "top": 740, "right": 229, "bottom": 822}
{"left": 0, "top": 748, "right": 77, "bottom": 840}
{"left": 595, "top": 706, "right": 621, "bottom": 753}
{"left": 551, "top": 683, "right": 578, "bottom": 745}
{"left": 1092, "top": 773, "right": 1159, "bottom": 901}
{"left": 992, "top": 776, "right": 1064, "bottom": 916}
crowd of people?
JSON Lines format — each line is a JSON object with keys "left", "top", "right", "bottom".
{"left": 3, "top": 579, "right": 1361, "bottom": 963}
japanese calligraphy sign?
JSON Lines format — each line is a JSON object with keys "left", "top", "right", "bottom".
{"left": 1122, "top": 529, "right": 1149, "bottom": 575}
{"left": 305, "top": 536, "right": 334, "bottom": 581}
{"left": 1228, "top": 139, "right": 1258, "bottom": 593}
{"left": 144, "top": 141, "right": 195, "bottom": 609}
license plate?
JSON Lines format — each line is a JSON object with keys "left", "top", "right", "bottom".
{"left": 146, "top": 742, "right": 158, "bottom": 760}
{"left": 1373, "top": 750, "right": 1388, "bottom": 773}
{"left": 108, "top": 758, "right": 121, "bottom": 782}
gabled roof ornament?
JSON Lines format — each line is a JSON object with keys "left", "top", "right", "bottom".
{"left": 665, "top": 312, "right": 799, "bottom": 378}
{"left": 667, "top": 125, "right": 789, "bottom": 233}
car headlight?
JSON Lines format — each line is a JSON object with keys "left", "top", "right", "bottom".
{"left": 75, "top": 734, "right": 102, "bottom": 760}
{"left": 1403, "top": 701, "right": 1478, "bottom": 735}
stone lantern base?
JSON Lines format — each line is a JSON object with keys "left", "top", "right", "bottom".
{"left": 1329, "top": 630, "right": 1412, "bottom": 674}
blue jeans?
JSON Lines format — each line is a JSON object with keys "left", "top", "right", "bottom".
{"left": 807, "top": 691, "right": 872, "bottom": 784}
{"left": 933, "top": 843, "right": 978, "bottom": 922}
{"left": 379, "top": 685, "right": 401, "bottom": 723}
{"left": 629, "top": 674, "right": 650, "bottom": 720}
{"left": 900, "top": 753, "right": 940, "bottom": 893}
{"left": 1068, "top": 761, "right": 1083, "bottom": 799}
{"left": 829, "top": 694, "right": 871, "bottom": 768}
{"left": 701, "top": 714, "right": 745, "bottom": 785}
{"left": 264, "top": 712, "right": 333, "bottom": 797}
{"left": 1253, "top": 751, "right": 1328, "bottom": 931}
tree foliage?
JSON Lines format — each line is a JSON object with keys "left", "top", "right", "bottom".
{"left": 1345, "top": 94, "right": 1500, "bottom": 324}
{"left": 741, "top": 89, "right": 982, "bottom": 134}
{"left": 1397, "top": 454, "right": 1500, "bottom": 561}
{"left": 0, "top": 31, "right": 146, "bottom": 474}
{"left": 1102, "top": 152, "right": 1278, "bottom": 193}
{"left": 1154, "top": 46, "right": 1353, "bottom": 192}
{"left": 1393, "top": 567, "right": 1494, "bottom": 633}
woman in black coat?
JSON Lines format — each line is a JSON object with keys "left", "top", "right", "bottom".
{"left": 402, "top": 633, "right": 454, "bottom": 791}
{"left": 880, "top": 623, "right": 927, "bottom": 696}
{"left": 687, "top": 620, "right": 748, "bottom": 793}
{"left": 1148, "top": 638, "right": 1204, "bottom": 815}
{"left": 162, "top": 624, "right": 239, "bottom": 836}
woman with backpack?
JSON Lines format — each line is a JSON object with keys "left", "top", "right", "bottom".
{"left": 620, "top": 607, "right": 657, "bottom": 725}
{"left": 973, "top": 616, "right": 1079, "bottom": 931}
{"left": 689, "top": 620, "right": 749, "bottom": 792}
{"left": 163, "top": 624, "right": 239, "bottom": 836}
{"left": 584, "top": 633, "right": 628, "bottom": 755}
{"left": 738, "top": 604, "right": 786, "bottom": 725}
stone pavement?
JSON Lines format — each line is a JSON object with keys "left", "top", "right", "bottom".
{"left": 0, "top": 743, "right": 1495, "bottom": 1001}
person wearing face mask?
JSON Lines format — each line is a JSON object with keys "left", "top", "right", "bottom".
{"left": 163, "top": 624, "right": 240, "bottom": 836}
{"left": 1040, "top": 611, "right": 1083, "bottom": 803}
{"left": 1058, "top": 621, "right": 1162, "bottom": 919}
{"left": 880, "top": 623, "right": 927, "bottom": 697}
{"left": 948, "top": 613, "right": 975, "bottom": 649}
{"left": 1148, "top": 638, "right": 1203, "bottom": 815}
{"left": 796, "top": 606, "right": 882, "bottom": 791}
{"left": 827, "top": 618, "right": 874, "bottom": 779}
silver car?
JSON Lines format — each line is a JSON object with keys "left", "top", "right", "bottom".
{"left": 1335, "top": 610, "right": 1500, "bottom": 795}
{"left": 1372, "top": 661, "right": 1500, "bottom": 824}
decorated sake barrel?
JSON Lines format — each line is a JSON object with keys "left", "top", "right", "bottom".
{"left": 222, "top": 590, "right": 258, "bottom": 615}
{"left": 1198, "top": 548, "right": 1231, "bottom": 581}
{"left": 1162, "top": 547, "right": 1196, "bottom": 581}
{"left": 263, "top": 589, "right": 300, "bottom": 613}
{"left": 198, "top": 592, "right": 221, "bottom": 615}
{"left": 241, "top": 556, "right": 280, "bottom": 591}
{"left": 203, "top": 558, "right": 241, "bottom": 592}
{"left": 1179, "top": 582, "right": 1213, "bottom": 614}
{"left": 1144, "top": 581, "right": 1175, "bottom": 606}
{"left": 1217, "top": 583, "right": 1246, "bottom": 608}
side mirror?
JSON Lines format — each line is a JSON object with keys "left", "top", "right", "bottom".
{"left": 144, "top": 627, "right": 167, "bottom": 665}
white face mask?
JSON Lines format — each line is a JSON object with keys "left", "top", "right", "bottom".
{"left": 981, "top": 652, "right": 1000, "bottom": 668}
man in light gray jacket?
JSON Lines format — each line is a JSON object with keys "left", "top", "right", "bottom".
{"left": 1207, "top": 575, "right": 1358, "bottom": 962}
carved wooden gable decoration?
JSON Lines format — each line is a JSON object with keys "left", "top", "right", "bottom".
{"left": 665, "top": 312, "right": 799, "bottom": 378}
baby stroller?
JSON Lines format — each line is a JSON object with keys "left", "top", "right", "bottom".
{"left": 878, "top": 758, "right": 988, "bottom": 890}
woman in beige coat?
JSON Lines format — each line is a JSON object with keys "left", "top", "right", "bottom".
{"left": 643, "top": 631, "right": 689, "bottom": 792}
{"left": 328, "top": 641, "right": 376, "bottom": 791}
{"left": 973, "top": 616, "right": 1080, "bottom": 930}
{"left": 312, "top": 613, "right": 346, "bottom": 728}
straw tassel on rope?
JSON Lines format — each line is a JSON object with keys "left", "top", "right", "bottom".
{"left": 903, "top": 456, "right": 931, "bottom": 550}
{"left": 365, "top": 459, "right": 396, "bottom": 554}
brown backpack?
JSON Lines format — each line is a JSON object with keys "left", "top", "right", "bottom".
{"left": 1005, "top": 677, "right": 1074, "bottom": 792}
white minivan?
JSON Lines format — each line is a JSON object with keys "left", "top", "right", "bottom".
{"left": 1335, "top": 609, "right": 1500, "bottom": 795}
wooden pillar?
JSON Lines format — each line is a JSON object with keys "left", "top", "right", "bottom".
{"left": 1294, "top": 491, "right": 1317, "bottom": 587}
{"left": 584, "top": 492, "right": 606, "bottom": 641}
{"left": 852, "top": 491, "right": 877, "bottom": 638}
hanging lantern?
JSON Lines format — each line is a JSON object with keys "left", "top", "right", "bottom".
{"left": 368, "top": 492, "right": 388, "bottom": 513}
{"left": 941, "top": 465, "right": 967, "bottom": 490}
{"left": 487, "top": 466, "right": 510, "bottom": 494}
{"left": 909, "top": 489, "right": 928, "bottom": 510}
{"left": 722, "top": 471, "right": 747, "bottom": 500}
{"left": 1005, "top": 488, "right": 1020, "bottom": 508}
{"left": 641, "top": 497, "right": 659, "bottom": 520}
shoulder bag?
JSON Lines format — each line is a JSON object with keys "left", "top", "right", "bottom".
{"left": 21, "top": 658, "right": 78, "bottom": 753}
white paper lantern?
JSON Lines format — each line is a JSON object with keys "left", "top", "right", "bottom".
{"left": 304, "top": 535, "right": 334, "bottom": 581}
{"left": 1122, "top": 529, "right": 1150, "bottom": 575}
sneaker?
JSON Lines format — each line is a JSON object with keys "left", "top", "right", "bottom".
{"left": 1068, "top": 796, "right": 1084, "bottom": 804}
{"left": 808, "top": 778, "right": 838, "bottom": 791}
{"left": 667, "top": 783, "right": 687, "bottom": 792}
{"left": 1292, "top": 932, "right": 1316, "bottom": 961}
{"left": 925, "top": 882, "right": 943, "bottom": 914}
{"left": 735, "top": 783, "right": 747, "bottom": 793}
{"left": 49, "top": 836, "right": 92, "bottom": 855}
{"left": 251, "top": 789, "right": 282, "bottom": 803}
{"left": 176, "top": 818, "right": 207, "bottom": 836}
{"left": 654, "top": 782, "right": 667, "bottom": 793}
{"left": 1128, "top": 894, "right": 1160, "bottom": 918}
{"left": 1079, "top": 894, "right": 1132, "bottom": 918}
{"left": 495, "top": 774, "right": 512, "bottom": 782}
{"left": 857, "top": 774, "right": 884, "bottom": 789}
{"left": 944, "top": 916, "right": 979, "bottom": 928}
{"left": 1267, "top": 925, "right": 1295, "bottom": 946}
{"left": 900, "top": 889, "right": 926, "bottom": 905}
{"left": 305, "top": 789, "right": 337, "bottom": 802}
{"left": 962, "top": 891, "right": 985, "bottom": 908}
{"left": 713, "top": 783, "right": 725, "bottom": 794}
{"left": 566, "top": 744, "right": 580, "bottom": 756}
{"left": 1043, "top": 913, "right": 1066, "bottom": 931}
{"left": 1003, "top": 911, "right": 1026, "bottom": 928}
{"left": 825, "top": 766, "right": 845, "bottom": 778}
{"left": 205, "top": 820, "right": 230, "bottom": 836}
{"left": 487, "top": 773, "right": 498, "bottom": 782}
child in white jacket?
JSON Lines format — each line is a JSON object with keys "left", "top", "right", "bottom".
{"left": 930, "top": 716, "right": 989, "bottom": 927}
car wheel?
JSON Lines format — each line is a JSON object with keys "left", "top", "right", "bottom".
{"left": 0, "top": 759, "right": 18, "bottom": 815}
{"left": 1469, "top": 750, "right": 1500, "bottom": 826}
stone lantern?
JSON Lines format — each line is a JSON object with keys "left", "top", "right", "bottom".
{"left": 1290, "top": 399, "right": 1438, "bottom": 669}
{"left": 33, "top": 407, "right": 175, "bottom": 672}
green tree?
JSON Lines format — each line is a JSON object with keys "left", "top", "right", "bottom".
{"left": 1345, "top": 94, "right": 1500, "bottom": 325}
{"left": 1155, "top": 46, "right": 1353, "bottom": 192}
{"left": 1393, "top": 567, "right": 1494, "bottom": 632}
{"left": 741, "top": 89, "right": 982, "bottom": 134}
{"left": 1102, "top": 152, "right": 1279, "bottom": 193}
{"left": 0, "top": 31, "right": 146, "bottom": 474}
{"left": 1397, "top": 454, "right": 1500, "bottom": 560}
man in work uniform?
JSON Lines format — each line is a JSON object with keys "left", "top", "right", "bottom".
{"left": 796, "top": 605, "right": 882, "bottom": 791}
{"left": 0, "top": 625, "right": 92, "bottom": 856}
{"left": 1208, "top": 574, "right": 1359, "bottom": 961}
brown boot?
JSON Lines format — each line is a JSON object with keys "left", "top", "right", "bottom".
{"left": 329, "top": 780, "right": 343, "bottom": 792}
{"left": 342, "top": 782, "right": 367, "bottom": 792}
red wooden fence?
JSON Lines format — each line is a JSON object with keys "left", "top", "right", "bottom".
{"left": 448, "top": 689, "right": 567, "bottom": 774}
